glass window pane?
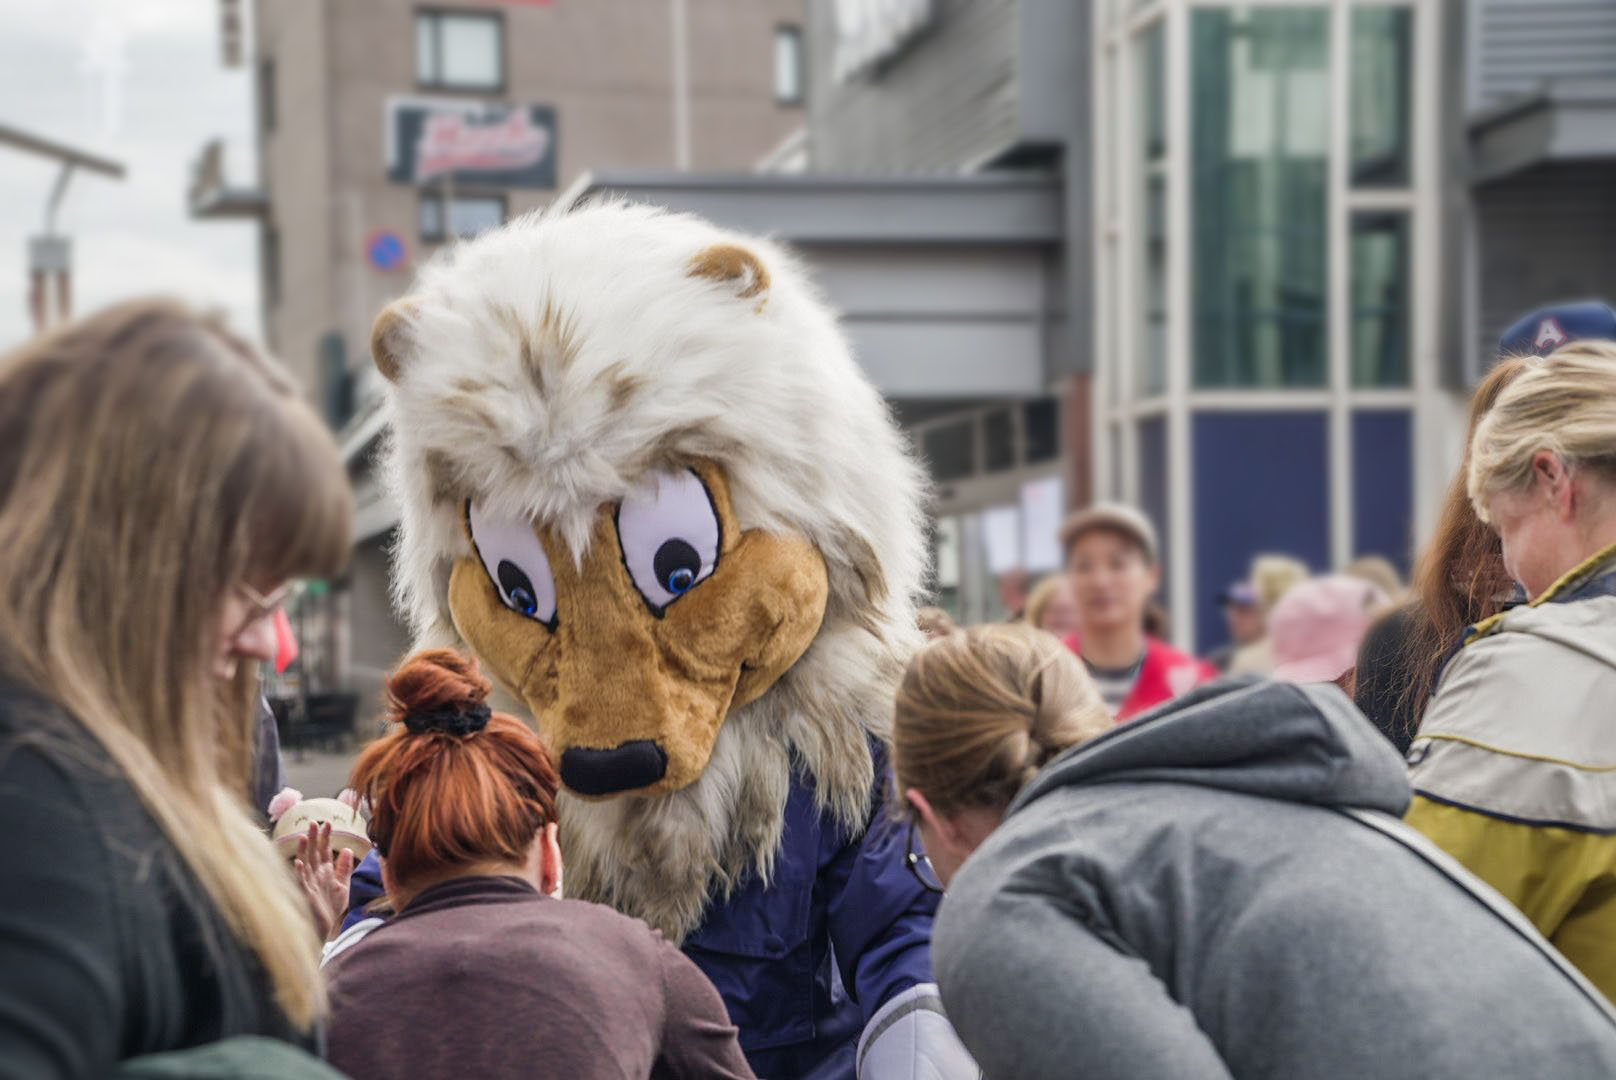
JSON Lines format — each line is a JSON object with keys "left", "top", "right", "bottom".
{"left": 983, "top": 409, "right": 1015, "bottom": 472}
{"left": 1350, "top": 7, "right": 1412, "bottom": 187}
{"left": 439, "top": 14, "right": 501, "bottom": 88}
{"left": 419, "top": 195, "right": 443, "bottom": 241}
{"left": 1137, "top": 23, "right": 1168, "bottom": 398}
{"left": 775, "top": 26, "right": 803, "bottom": 104}
{"left": 451, "top": 195, "right": 505, "bottom": 238}
{"left": 1023, "top": 398, "right": 1059, "bottom": 464}
{"left": 1191, "top": 7, "right": 1330, "bottom": 388}
{"left": 415, "top": 14, "right": 437, "bottom": 84}
{"left": 1350, "top": 211, "right": 1410, "bottom": 387}
{"left": 922, "top": 419, "right": 976, "bottom": 482}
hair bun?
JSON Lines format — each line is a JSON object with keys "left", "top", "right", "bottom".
{"left": 385, "top": 648, "right": 493, "bottom": 737}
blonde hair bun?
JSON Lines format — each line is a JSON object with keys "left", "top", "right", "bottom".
{"left": 893, "top": 624, "right": 1113, "bottom": 814}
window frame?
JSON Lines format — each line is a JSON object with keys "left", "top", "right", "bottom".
{"left": 415, "top": 7, "right": 507, "bottom": 94}
{"left": 418, "top": 190, "right": 508, "bottom": 244}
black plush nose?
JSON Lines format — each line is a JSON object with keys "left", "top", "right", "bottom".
{"left": 560, "top": 740, "right": 668, "bottom": 796}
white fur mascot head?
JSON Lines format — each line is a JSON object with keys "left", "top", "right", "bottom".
{"left": 370, "top": 200, "right": 928, "bottom": 939}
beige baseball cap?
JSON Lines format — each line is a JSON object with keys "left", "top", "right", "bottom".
{"left": 1059, "top": 503, "right": 1160, "bottom": 565}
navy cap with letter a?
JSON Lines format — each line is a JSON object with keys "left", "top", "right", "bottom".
{"left": 1498, "top": 300, "right": 1616, "bottom": 358}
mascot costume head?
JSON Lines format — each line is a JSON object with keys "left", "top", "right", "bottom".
{"left": 366, "top": 201, "right": 973, "bottom": 1079}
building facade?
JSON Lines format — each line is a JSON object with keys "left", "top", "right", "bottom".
{"left": 202, "top": 0, "right": 1616, "bottom": 704}
{"left": 193, "top": 0, "right": 805, "bottom": 713}
{"left": 579, "top": 0, "right": 1616, "bottom": 649}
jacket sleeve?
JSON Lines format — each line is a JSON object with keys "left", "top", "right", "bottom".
{"left": 0, "top": 742, "right": 125, "bottom": 1079}
{"left": 1404, "top": 796, "right": 1616, "bottom": 995}
{"left": 933, "top": 880, "right": 1233, "bottom": 1080}
{"left": 342, "top": 849, "right": 387, "bottom": 932}
{"left": 655, "top": 942, "right": 757, "bottom": 1079}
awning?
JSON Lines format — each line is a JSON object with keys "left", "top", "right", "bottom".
{"left": 1470, "top": 78, "right": 1616, "bottom": 184}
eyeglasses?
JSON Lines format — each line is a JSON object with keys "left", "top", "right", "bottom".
{"left": 230, "top": 581, "right": 292, "bottom": 640}
{"left": 904, "top": 819, "right": 944, "bottom": 894}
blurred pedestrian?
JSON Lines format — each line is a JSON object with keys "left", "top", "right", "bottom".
{"left": 1269, "top": 575, "right": 1390, "bottom": 696}
{"left": 322, "top": 649, "right": 753, "bottom": 1080}
{"left": 1022, "top": 574, "right": 1080, "bottom": 638}
{"left": 1343, "top": 555, "right": 1405, "bottom": 604}
{"left": 894, "top": 625, "right": 1616, "bottom": 1079}
{"left": 998, "top": 567, "right": 1031, "bottom": 622}
{"left": 1226, "top": 554, "right": 1310, "bottom": 676}
{"left": 0, "top": 301, "right": 354, "bottom": 1074}
{"left": 1058, "top": 504, "right": 1214, "bottom": 720}
{"left": 1207, "top": 580, "right": 1263, "bottom": 671}
{"left": 1408, "top": 340, "right": 1616, "bottom": 1000}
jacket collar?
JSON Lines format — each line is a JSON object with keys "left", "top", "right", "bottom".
{"left": 397, "top": 874, "right": 541, "bottom": 920}
{"left": 1468, "top": 541, "right": 1616, "bottom": 644}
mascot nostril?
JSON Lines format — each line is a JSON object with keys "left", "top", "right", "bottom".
{"left": 559, "top": 740, "right": 669, "bottom": 797}
{"left": 370, "top": 203, "right": 976, "bottom": 1078}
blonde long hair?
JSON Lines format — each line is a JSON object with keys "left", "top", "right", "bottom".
{"left": 892, "top": 624, "right": 1112, "bottom": 815}
{"left": 1469, "top": 341, "right": 1616, "bottom": 520}
{"left": 0, "top": 301, "right": 354, "bottom": 1027}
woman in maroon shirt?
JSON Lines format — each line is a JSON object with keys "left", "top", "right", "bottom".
{"left": 317, "top": 649, "right": 753, "bottom": 1080}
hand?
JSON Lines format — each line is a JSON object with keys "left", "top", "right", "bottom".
{"left": 294, "top": 821, "right": 355, "bottom": 943}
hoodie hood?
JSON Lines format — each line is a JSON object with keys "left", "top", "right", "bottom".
{"left": 1010, "top": 675, "right": 1410, "bottom": 818}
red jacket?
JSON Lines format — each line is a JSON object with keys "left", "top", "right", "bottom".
{"left": 1061, "top": 633, "right": 1219, "bottom": 723}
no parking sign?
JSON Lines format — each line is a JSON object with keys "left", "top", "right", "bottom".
{"left": 366, "top": 229, "right": 408, "bottom": 272}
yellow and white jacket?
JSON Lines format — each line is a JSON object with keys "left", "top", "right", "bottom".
{"left": 1408, "top": 545, "right": 1616, "bottom": 1000}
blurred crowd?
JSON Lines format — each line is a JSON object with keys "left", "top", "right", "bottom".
{"left": 5, "top": 294, "right": 1616, "bottom": 1079}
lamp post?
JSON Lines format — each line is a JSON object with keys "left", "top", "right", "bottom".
{"left": 0, "top": 122, "right": 126, "bottom": 333}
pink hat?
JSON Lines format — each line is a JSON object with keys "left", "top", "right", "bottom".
{"left": 1270, "top": 575, "right": 1389, "bottom": 684}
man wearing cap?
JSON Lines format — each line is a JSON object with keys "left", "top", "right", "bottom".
{"left": 1058, "top": 504, "right": 1217, "bottom": 721}
{"left": 1208, "top": 581, "right": 1264, "bottom": 672}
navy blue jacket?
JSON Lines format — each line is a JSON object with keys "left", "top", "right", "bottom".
{"left": 344, "top": 745, "right": 937, "bottom": 1079}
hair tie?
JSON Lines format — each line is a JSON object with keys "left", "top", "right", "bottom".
{"left": 403, "top": 702, "right": 491, "bottom": 737}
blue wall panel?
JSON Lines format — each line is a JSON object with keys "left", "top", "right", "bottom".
{"left": 1193, "top": 411, "right": 1330, "bottom": 651}
{"left": 1352, "top": 409, "right": 1414, "bottom": 576}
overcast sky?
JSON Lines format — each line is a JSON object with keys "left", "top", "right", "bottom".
{"left": 0, "top": 0, "right": 258, "bottom": 350}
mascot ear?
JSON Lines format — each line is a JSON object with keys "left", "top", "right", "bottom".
{"left": 370, "top": 298, "right": 419, "bottom": 384}
{"left": 687, "top": 244, "right": 771, "bottom": 311}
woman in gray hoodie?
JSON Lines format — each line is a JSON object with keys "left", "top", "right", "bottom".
{"left": 894, "top": 624, "right": 1616, "bottom": 1079}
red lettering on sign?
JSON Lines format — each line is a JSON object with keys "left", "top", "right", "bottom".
{"left": 415, "top": 111, "right": 550, "bottom": 182}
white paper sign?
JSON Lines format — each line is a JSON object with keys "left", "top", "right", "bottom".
{"left": 1021, "top": 475, "right": 1064, "bottom": 572}
{"left": 983, "top": 505, "right": 1022, "bottom": 575}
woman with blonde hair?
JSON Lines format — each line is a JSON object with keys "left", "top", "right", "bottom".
{"left": 1408, "top": 339, "right": 1616, "bottom": 1001}
{"left": 895, "top": 624, "right": 1616, "bottom": 1078}
{"left": 0, "top": 301, "right": 353, "bottom": 1075}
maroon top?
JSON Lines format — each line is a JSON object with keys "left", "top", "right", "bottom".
{"left": 325, "top": 875, "right": 754, "bottom": 1080}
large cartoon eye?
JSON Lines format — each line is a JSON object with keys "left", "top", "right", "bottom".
{"left": 467, "top": 501, "right": 558, "bottom": 628}
{"left": 616, "top": 469, "right": 721, "bottom": 616}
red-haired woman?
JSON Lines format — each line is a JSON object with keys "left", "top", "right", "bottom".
{"left": 314, "top": 649, "right": 753, "bottom": 1080}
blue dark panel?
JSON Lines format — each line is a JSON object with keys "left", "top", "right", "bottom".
{"left": 1193, "top": 411, "right": 1329, "bottom": 651}
{"left": 1137, "top": 417, "right": 1170, "bottom": 604}
{"left": 1352, "top": 409, "right": 1413, "bottom": 576}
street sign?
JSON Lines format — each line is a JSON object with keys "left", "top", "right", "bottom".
{"left": 366, "top": 229, "right": 408, "bottom": 272}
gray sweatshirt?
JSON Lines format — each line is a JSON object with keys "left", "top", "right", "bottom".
{"left": 932, "top": 677, "right": 1616, "bottom": 1079}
